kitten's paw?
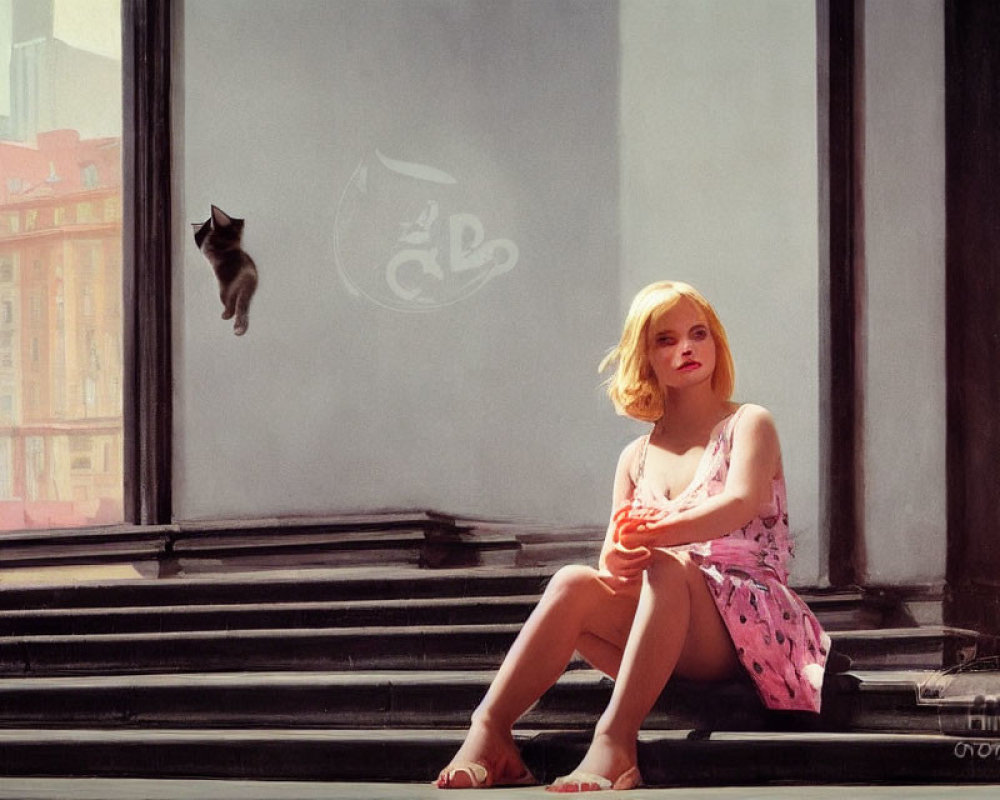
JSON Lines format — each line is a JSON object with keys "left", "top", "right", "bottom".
{"left": 222, "top": 309, "right": 234, "bottom": 320}
{"left": 234, "top": 318, "right": 249, "bottom": 336}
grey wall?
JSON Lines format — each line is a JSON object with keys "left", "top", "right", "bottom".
{"left": 619, "top": 0, "right": 821, "bottom": 585}
{"left": 860, "top": 0, "right": 946, "bottom": 584}
{"left": 175, "top": 0, "right": 622, "bottom": 525}
{"left": 173, "top": 0, "right": 947, "bottom": 589}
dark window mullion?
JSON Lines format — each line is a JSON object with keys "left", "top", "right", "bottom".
{"left": 825, "top": 0, "right": 865, "bottom": 586}
{"left": 122, "top": 0, "right": 172, "bottom": 526}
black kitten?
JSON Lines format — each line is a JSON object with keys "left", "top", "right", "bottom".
{"left": 192, "top": 205, "right": 259, "bottom": 336}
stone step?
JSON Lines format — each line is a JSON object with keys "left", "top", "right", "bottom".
{"left": 0, "top": 565, "right": 883, "bottom": 632}
{"left": 0, "top": 516, "right": 604, "bottom": 577}
{"left": 0, "top": 667, "right": 972, "bottom": 734}
{"left": 169, "top": 527, "right": 525, "bottom": 574}
{"left": 0, "top": 727, "right": 998, "bottom": 784}
{"left": 0, "top": 780, "right": 995, "bottom": 800}
{"left": 0, "top": 623, "right": 524, "bottom": 675}
{"left": 0, "top": 567, "right": 557, "bottom": 610}
{"left": 0, "top": 669, "right": 742, "bottom": 731}
{"left": 0, "top": 596, "right": 542, "bottom": 637}
{"left": 834, "top": 626, "right": 981, "bottom": 669}
{"left": 0, "top": 590, "right": 873, "bottom": 637}
{"left": 0, "top": 624, "right": 978, "bottom": 677}
{"left": 0, "top": 515, "right": 460, "bottom": 573}
{"left": 0, "top": 526, "right": 171, "bottom": 573}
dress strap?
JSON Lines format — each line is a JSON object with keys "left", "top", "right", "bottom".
{"left": 724, "top": 404, "right": 748, "bottom": 447}
{"left": 634, "top": 434, "right": 651, "bottom": 488}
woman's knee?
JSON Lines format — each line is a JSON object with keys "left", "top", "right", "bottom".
{"left": 643, "top": 549, "right": 691, "bottom": 588}
{"left": 543, "top": 564, "right": 609, "bottom": 607}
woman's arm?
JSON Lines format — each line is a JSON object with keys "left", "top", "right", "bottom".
{"left": 597, "top": 438, "right": 654, "bottom": 584}
{"left": 598, "top": 438, "right": 641, "bottom": 571}
{"left": 617, "top": 405, "right": 781, "bottom": 550}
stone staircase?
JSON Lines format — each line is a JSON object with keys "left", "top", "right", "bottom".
{"left": 0, "top": 514, "right": 998, "bottom": 787}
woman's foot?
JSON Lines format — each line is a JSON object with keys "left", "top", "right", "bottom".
{"left": 547, "top": 765, "right": 641, "bottom": 793}
{"left": 546, "top": 733, "right": 639, "bottom": 793}
{"left": 435, "top": 720, "right": 535, "bottom": 789}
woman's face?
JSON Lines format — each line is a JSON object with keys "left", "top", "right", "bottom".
{"left": 645, "top": 298, "right": 717, "bottom": 394}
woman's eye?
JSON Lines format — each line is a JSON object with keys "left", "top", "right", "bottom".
{"left": 692, "top": 328, "right": 708, "bottom": 340}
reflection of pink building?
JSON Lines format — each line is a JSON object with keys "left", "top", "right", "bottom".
{"left": 0, "top": 129, "right": 123, "bottom": 529}
{"left": 0, "top": 130, "right": 121, "bottom": 201}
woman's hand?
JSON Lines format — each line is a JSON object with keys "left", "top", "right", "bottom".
{"left": 601, "top": 540, "right": 652, "bottom": 584}
{"left": 613, "top": 502, "right": 672, "bottom": 550}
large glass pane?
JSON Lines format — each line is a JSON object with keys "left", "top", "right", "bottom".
{"left": 0, "top": 0, "right": 122, "bottom": 529}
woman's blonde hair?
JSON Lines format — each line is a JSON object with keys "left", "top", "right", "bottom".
{"left": 599, "top": 281, "right": 735, "bottom": 422}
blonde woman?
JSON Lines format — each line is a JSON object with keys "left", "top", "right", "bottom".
{"left": 435, "top": 281, "right": 830, "bottom": 792}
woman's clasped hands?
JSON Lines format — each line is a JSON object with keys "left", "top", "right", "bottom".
{"left": 614, "top": 501, "right": 670, "bottom": 548}
{"left": 602, "top": 502, "right": 673, "bottom": 584}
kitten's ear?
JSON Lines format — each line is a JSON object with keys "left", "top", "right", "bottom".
{"left": 193, "top": 218, "right": 211, "bottom": 249}
{"left": 211, "top": 205, "right": 233, "bottom": 227}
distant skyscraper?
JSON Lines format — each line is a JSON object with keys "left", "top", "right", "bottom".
{"left": 4, "top": 0, "right": 120, "bottom": 143}
{"left": 0, "top": 1, "right": 13, "bottom": 123}
{"left": 12, "top": 0, "right": 54, "bottom": 42}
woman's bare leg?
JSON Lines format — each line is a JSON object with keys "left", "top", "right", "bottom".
{"left": 576, "top": 631, "right": 628, "bottom": 679}
{"left": 560, "top": 551, "right": 739, "bottom": 784}
{"left": 437, "top": 565, "right": 639, "bottom": 787}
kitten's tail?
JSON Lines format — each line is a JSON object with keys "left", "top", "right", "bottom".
{"left": 233, "top": 286, "right": 252, "bottom": 336}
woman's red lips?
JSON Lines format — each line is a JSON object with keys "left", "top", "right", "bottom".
{"left": 679, "top": 360, "right": 701, "bottom": 371}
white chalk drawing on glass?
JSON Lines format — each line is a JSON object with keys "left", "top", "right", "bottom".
{"left": 335, "top": 150, "right": 518, "bottom": 311}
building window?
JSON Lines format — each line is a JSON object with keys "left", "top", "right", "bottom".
{"left": 70, "top": 436, "right": 93, "bottom": 453}
{"left": 0, "top": 438, "right": 12, "bottom": 499}
{"left": 76, "top": 202, "right": 96, "bottom": 223}
{"left": 70, "top": 435, "right": 92, "bottom": 472}
{"left": 81, "top": 163, "right": 99, "bottom": 189}
{"left": 25, "top": 436, "right": 43, "bottom": 502}
{"left": 0, "top": 331, "right": 12, "bottom": 367}
{"left": 84, "top": 377, "right": 97, "bottom": 412}
{"left": 82, "top": 285, "right": 94, "bottom": 318}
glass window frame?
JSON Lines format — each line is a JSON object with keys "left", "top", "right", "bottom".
{"left": 122, "top": 0, "right": 172, "bottom": 526}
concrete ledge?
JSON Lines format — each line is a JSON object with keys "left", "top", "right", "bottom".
{"left": 0, "top": 728, "right": 999, "bottom": 785}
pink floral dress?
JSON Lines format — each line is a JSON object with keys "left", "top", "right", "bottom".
{"left": 631, "top": 405, "right": 831, "bottom": 713}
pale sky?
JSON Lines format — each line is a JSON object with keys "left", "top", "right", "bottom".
{"left": 1, "top": 0, "right": 120, "bottom": 117}
{"left": 1, "top": 0, "right": 10, "bottom": 115}
{"left": 54, "top": 0, "right": 122, "bottom": 59}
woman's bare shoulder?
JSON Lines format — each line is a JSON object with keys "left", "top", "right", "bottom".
{"left": 617, "top": 435, "right": 646, "bottom": 464}
{"left": 731, "top": 404, "right": 782, "bottom": 463}
{"left": 735, "top": 403, "right": 776, "bottom": 428}
{"left": 614, "top": 434, "right": 647, "bottom": 479}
